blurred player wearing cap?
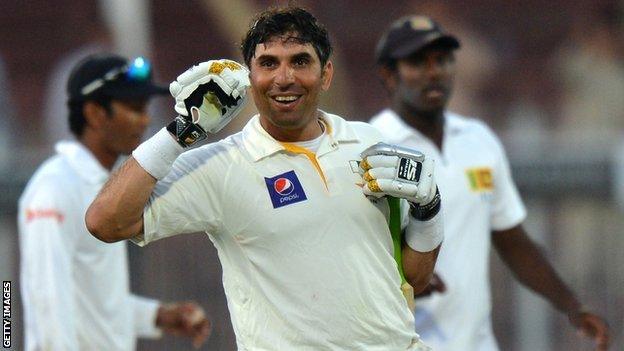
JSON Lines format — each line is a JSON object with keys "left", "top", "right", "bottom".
{"left": 18, "top": 54, "right": 210, "bottom": 351}
{"left": 370, "top": 15, "right": 610, "bottom": 351}
{"left": 86, "top": 6, "right": 445, "bottom": 351}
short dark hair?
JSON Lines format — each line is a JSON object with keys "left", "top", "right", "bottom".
{"left": 241, "top": 6, "right": 332, "bottom": 68}
{"left": 67, "top": 94, "right": 113, "bottom": 137}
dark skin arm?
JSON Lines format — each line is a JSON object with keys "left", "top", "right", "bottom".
{"left": 492, "top": 224, "right": 610, "bottom": 351}
{"left": 402, "top": 244, "right": 441, "bottom": 294}
{"left": 414, "top": 272, "right": 446, "bottom": 297}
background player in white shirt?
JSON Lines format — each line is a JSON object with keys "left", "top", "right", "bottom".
{"left": 86, "top": 6, "right": 445, "bottom": 351}
{"left": 370, "top": 15, "right": 610, "bottom": 351}
{"left": 19, "top": 54, "right": 210, "bottom": 351}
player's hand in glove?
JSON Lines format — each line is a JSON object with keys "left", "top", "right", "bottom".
{"left": 167, "top": 59, "right": 250, "bottom": 147}
{"left": 360, "top": 142, "right": 441, "bottom": 220}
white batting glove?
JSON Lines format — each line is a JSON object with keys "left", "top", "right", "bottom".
{"left": 360, "top": 142, "right": 441, "bottom": 220}
{"left": 166, "top": 59, "right": 250, "bottom": 147}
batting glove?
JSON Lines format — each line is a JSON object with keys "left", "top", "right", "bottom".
{"left": 167, "top": 59, "right": 250, "bottom": 147}
{"left": 360, "top": 142, "right": 441, "bottom": 220}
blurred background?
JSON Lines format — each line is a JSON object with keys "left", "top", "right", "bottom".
{"left": 0, "top": 0, "right": 623, "bottom": 350}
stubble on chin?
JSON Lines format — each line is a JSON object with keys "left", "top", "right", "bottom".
{"left": 402, "top": 90, "right": 447, "bottom": 115}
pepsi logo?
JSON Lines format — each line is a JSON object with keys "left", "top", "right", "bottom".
{"left": 265, "top": 170, "right": 307, "bottom": 208}
{"left": 274, "top": 178, "right": 294, "bottom": 196}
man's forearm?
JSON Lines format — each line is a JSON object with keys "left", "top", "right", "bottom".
{"left": 402, "top": 245, "right": 440, "bottom": 294}
{"left": 492, "top": 225, "right": 581, "bottom": 314}
{"left": 401, "top": 203, "right": 444, "bottom": 294}
{"left": 86, "top": 157, "right": 157, "bottom": 242}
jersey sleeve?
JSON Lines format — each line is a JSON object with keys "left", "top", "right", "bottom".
{"left": 487, "top": 128, "right": 527, "bottom": 231}
{"left": 129, "top": 294, "right": 162, "bottom": 338}
{"left": 133, "top": 147, "right": 225, "bottom": 246}
{"left": 18, "top": 179, "right": 80, "bottom": 351}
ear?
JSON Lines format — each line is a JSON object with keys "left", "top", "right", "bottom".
{"left": 320, "top": 60, "right": 334, "bottom": 91}
{"left": 82, "top": 101, "right": 108, "bottom": 130}
{"left": 379, "top": 66, "right": 398, "bottom": 92}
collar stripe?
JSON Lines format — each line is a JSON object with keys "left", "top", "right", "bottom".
{"left": 279, "top": 142, "right": 328, "bottom": 190}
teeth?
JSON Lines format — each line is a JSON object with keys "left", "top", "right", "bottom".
{"left": 274, "top": 96, "right": 298, "bottom": 102}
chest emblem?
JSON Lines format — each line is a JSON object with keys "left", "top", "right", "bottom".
{"left": 466, "top": 167, "right": 493, "bottom": 192}
{"left": 265, "top": 170, "right": 308, "bottom": 208}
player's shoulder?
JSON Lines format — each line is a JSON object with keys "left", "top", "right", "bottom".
{"left": 20, "top": 155, "right": 76, "bottom": 207}
{"left": 347, "top": 120, "right": 384, "bottom": 141}
{"left": 369, "top": 108, "right": 396, "bottom": 126}
{"left": 26, "top": 155, "right": 78, "bottom": 189}
{"left": 367, "top": 109, "right": 415, "bottom": 143}
{"left": 324, "top": 112, "right": 384, "bottom": 143}
{"left": 172, "top": 133, "right": 242, "bottom": 174}
{"left": 447, "top": 111, "right": 502, "bottom": 144}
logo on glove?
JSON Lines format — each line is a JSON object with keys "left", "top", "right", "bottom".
{"left": 397, "top": 158, "right": 422, "bottom": 183}
{"left": 208, "top": 61, "right": 243, "bottom": 75}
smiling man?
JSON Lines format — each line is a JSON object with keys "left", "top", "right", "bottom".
{"left": 85, "top": 7, "right": 445, "bottom": 351}
{"left": 243, "top": 29, "right": 332, "bottom": 141}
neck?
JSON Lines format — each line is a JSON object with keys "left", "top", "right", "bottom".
{"left": 79, "top": 133, "right": 118, "bottom": 170}
{"left": 260, "top": 112, "right": 324, "bottom": 142}
{"left": 393, "top": 101, "right": 445, "bottom": 148}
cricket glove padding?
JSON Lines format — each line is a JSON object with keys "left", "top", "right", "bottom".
{"left": 167, "top": 59, "right": 250, "bottom": 147}
{"left": 360, "top": 142, "right": 441, "bottom": 220}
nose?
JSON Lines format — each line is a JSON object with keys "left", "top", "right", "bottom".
{"left": 274, "top": 64, "right": 295, "bottom": 88}
{"left": 425, "top": 59, "right": 444, "bottom": 79}
{"left": 137, "top": 111, "right": 151, "bottom": 131}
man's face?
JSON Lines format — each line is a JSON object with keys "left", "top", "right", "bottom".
{"left": 391, "top": 47, "right": 456, "bottom": 114}
{"left": 101, "top": 98, "right": 151, "bottom": 155}
{"left": 249, "top": 34, "right": 333, "bottom": 139}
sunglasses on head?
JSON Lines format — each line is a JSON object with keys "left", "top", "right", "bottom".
{"left": 80, "top": 57, "right": 152, "bottom": 96}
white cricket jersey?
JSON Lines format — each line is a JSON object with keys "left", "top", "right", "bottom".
{"left": 370, "top": 109, "right": 526, "bottom": 351}
{"left": 18, "top": 141, "right": 161, "bottom": 351}
{"left": 135, "top": 112, "right": 434, "bottom": 351}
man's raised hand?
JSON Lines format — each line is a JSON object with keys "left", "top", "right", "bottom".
{"left": 167, "top": 59, "right": 250, "bottom": 147}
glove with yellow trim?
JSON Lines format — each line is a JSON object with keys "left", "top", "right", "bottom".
{"left": 360, "top": 142, "right": 440, "bottom": 220}
{"left": 167, "top": 59, "right": 250, "bottom": 147}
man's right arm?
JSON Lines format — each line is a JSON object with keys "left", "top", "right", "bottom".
{"left": 86, "top": 157, "right": 156, "bottom": 242}
{"left": 87, "top": 59, "right": 250, "bottom": 243}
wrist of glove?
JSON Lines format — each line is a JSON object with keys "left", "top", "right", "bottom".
{"left": 360, "top": 142, "right": 440, "bottom": 221}
{"left": 167, "top": 59, "right": 250, "bottom": 147}
{"left": 409, "top": 186, "right": 441, "bottom": 221}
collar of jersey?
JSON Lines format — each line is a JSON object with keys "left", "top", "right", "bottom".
{"left": 242, "top": 110, "right": 360, "bottom": 162}
{"left": 382, "top": 108, "right": 466, "bottom": 143}
{"left": 55, "top": 140, "right": 109, "bottom": 184}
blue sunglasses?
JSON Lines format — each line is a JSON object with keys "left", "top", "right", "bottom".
{"left": 80, "top": 57, "right": 152, "bottom": 96}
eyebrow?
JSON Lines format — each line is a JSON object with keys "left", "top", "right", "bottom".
{"left": 291, "top": 52, "right": 313, "bottom": 62}
{"left": 254, "top": 51, "right": 314, "bottom": 63}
